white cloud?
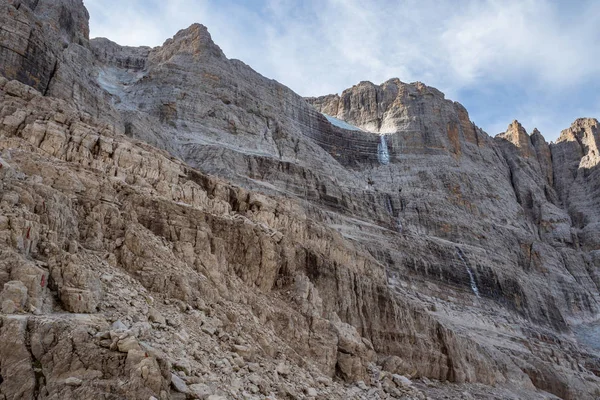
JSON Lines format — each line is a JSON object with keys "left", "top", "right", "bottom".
{"left": 441, "top": 0, "right": 600, "bottom": 87}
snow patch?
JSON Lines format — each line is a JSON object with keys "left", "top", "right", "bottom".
{"left": 324, "top": 114, "right": 364, "bottom": 131}
{"left": 97, "top": 67, "right": 146, "bottom": 110}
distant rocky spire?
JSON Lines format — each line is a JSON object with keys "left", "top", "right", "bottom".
{"left": 497, "top": 120, "right": 535, "bottom": 158}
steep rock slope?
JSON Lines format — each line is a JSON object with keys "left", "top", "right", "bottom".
{"left": 1, "top": 0, "right": 600, "bottom": 399}
{"left": 552, "top": 118, "right": 600, "bottom": 247}
{"left": 91, "top": 25, "right": 366, "bottom": 196}
{"left": 0, "top": 75, "right": 445, "bottom": 400}
{"left": 309, "top": 80, "right": 600, "bottom": 321}
{"left": 306, "top": 83, "right": 600, "bottom": 399}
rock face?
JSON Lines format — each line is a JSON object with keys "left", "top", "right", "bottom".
{"left": 552, "top": 119, "right": 600, "bottom": 244}
{"left": 1, "top": 1, "right": 600, "bottom": 399}
{"left": 0, "top": 76, "right": 441, "bottom": 400}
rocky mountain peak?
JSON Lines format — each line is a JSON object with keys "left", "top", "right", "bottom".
{"left": 307, "top": 78, "right": 467, "bottom": 141}
{"left": 353, "top": 80, "right": 378, "bottom": 88}
{"left": 497, "top": 119, "right": 535, "bottom": 158}
{"left": 149, "top": 23, "right": 225, "bottom": 64}
{"left": 555, "top": 117, "right": 600, "bottom": 170}
{"left": 506, "top": 119, "right": 527, "bottom": 135}
{"left": 530, "top": 128, "right": 548, "bottom": 146}
{"left": 557, "top": 117, "right": 599, "bottom": 143}
{"left": 557, "top": 118, "right": 599, "bottom": 152}
{"left": 574, "top": 116, "right": 599, "bottom": 127}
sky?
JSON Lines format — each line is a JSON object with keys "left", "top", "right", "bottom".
{"left": 84, "top": 0, "right": 600, "bottom": 141}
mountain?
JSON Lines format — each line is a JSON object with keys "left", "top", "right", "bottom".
{"left": 1, "top": 0, "right": 600, "bottom": 399}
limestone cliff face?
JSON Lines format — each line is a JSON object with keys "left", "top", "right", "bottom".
{"left": 1, "top": 0, "right": 123, "bottom": 135}
{"left": 306, "top": 79, "right": 482, "bottom": 156}
{"left": 1, "top": 1, "right": 600, "bottom": 399}
{"left": 531, "top": 128, "right": 554, "bottom": 186}
{"left": 0, "top": 77, "right": 502, "bottom": 400}
{"left": 552, "top": 118, "right": 600, "bottom": 249}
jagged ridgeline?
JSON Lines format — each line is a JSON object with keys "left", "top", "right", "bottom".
{"left": 1, "top": 0, "right": 600, "bottom": 399}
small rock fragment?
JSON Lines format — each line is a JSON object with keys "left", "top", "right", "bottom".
{"left": 392, "top": 374, "right": 412, "bottom": 387}
{"left": 276, "top": 362, "right": 291, "bottom": 377}
{"left": 65, "top": 377, "right": 82, "bottom": 386}
{"left": 111, "top": 320, "right": 128, "bottom": 330}
{"left": 171, "top": 373, "right": 188, "bottom": 393}
{"left": 117, "top": 336, "right": 141, "bottom": 353}
{"left": 148, "top": 308, "right": 166, "bottom": 325}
